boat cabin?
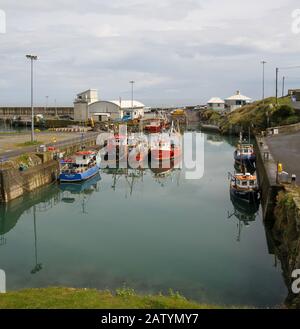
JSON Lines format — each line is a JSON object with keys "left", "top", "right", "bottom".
{"left": 61, "top": 151, "right": 97, "bottom": 173}
{"left": 236, "top": 144, "right": 254, "bottom": 155}
{"left": 231, "top": 173, "right": 258, "bottom": 190}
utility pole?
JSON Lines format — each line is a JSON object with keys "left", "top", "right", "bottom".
{"left": 55, "top": 99, "right": 58, "bottom": 117}
{"left": 129, "top": 81, "right": 135, "bottom": 109}
{"left": 261, "top": 61, "right": 267, "bottom": 102}
{"left": 26, "top": 54, "right": 38, "bottom": 142}
{"left": 275, "top": 67, "right": 279, "bottom": 105}
{"left": 282, "top": 76, "right": 285, "bottom": 98}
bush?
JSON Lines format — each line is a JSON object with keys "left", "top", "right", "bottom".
{"left": 272, "top": 105, "right": 295, "bottom": 124}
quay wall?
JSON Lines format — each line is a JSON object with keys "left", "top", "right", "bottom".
{"left": 255, "top": 135, "right": 284, "bottom": 222}
{"left": 0, "top": 160, "right": 59, "bottom": 203}
{"left": 266, "top": 122, "right": 300, "bottom": 135}
{"left": 0, "top": 133, "right": 100, "bottom": 203}
{"left": 268, "top": 187, "right": 300, "bottom": 308}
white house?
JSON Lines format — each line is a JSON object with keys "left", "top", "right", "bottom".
{"left": 225, "top": 91, "right": 252, "bottom": 112}
{"left": 289, "top": 89, "right": 300, "bottom": 110}
{"left": 74, "top": 89, "right": 145, "bottom": 122}
{"left": 207, "top": 97, "right": 225, "bottom": 111}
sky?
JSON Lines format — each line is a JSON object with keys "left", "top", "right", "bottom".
{"left": 0, "top": 0, "right": 300, "bottom": 107}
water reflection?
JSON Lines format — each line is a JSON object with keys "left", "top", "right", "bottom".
{"left": 228, "top": 194, "right": 260, "bottom": 242}
{"left": 0, "top": 131, "right": 287, "bottom": 307}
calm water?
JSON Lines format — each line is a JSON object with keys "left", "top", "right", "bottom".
{"left": 0, "top": 132, "right": 287, "bottom": 307}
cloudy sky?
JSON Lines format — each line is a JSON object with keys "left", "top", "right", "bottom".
{"left": 0, "top": 0, "right": 299, "bottom": 107}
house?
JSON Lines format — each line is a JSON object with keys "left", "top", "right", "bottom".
{"left": 207, "top": 97, "right": 225, "bottom": 111}
{"left": 225, "top": 91, "right": 251, "bottom": 112}
{"left": 74, "top": 89, "right": 145, "bottom": 122}
{"left": 288, "top": 89, "right": 300, "bottom": 111}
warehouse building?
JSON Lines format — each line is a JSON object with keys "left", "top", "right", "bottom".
{"left": 74, "top": 89, "right": 145, "bottom": 122}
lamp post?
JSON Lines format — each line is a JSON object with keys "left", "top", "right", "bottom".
{"left": 261, "top": 61, "right": 267, "bottom": 102}
{"left": 26, "top": 54, "right": 38, "bottom": 142}
{"left": 129, "top": 81, "right": 135, "bottom": 109}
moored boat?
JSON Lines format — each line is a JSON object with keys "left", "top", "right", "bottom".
{"left": 229, "top": 172, "right": 260, "bottom": 203}
{"left": 59, "top": 150, "right": 101, "bottom": 183}
{"left": 234, "top": 143, "right": 256, "bottom": 166}
{"left": 144, "top": 120, "right": 163, "bottom": 133}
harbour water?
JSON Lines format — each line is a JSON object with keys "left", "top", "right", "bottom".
{"left": 0, "top": 131, "right": 287, "bottom": 307}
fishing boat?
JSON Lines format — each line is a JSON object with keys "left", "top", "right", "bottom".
{"left": 102, "top": 134, "right": 128, "bottom": 166}
{"left": 150, "top": 139, "right": 181, "bottom": 161}
{"left": 128, "top": 139, "right": 149, "bottom": 168}
{"left": 234, "top": 143, "right": 256, "bottom": 166}
{"left": 229, "top": 172, "right": 260, "bottom": 203}
{"left": 150, "top": 121, "right": 182, "bottom": 163}
{"left": 144, "top": 120, "right": 162, "bottom": 133}
{"left": 59, "top": 150, "right": 101, "bottom": 183}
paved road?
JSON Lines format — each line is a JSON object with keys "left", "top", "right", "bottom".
{"left": 266, "top": 131, "right": 300, "bottom": 180}
{"left": 0, "top": 132, "right": 99, "bottom": 161}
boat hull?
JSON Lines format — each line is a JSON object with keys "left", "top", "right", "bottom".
{"left": 150, "top": 148, "right": 181, "bottom": 161}
{"left": 234, "top": 151, "right": 256, "bottom": 165}
{"left": 145, "top": 126, "right": 162, "bottom": 133}
{"left": 230, "top": 186, "right": 260, "bottom": 204}
{"left": 59, "top": 165, "right": 100, "bottom": 183}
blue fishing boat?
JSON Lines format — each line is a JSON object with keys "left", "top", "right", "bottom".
{"left": 234, "top": 143, "right": 256, "bottom": 166}
{"left": 59, "top": 150, "right": 101, "bottom": 183}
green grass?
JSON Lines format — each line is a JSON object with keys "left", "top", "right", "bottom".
{"left": 219, "top": 96, "right": 300, "bottom": 134}
{"left": 16, "top": 140, "right": 43, "bottom": 147}
{"left": 0, "top": 287, "right": 232, "bottom": 309}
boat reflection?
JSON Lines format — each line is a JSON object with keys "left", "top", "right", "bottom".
{"left": 228, "top": 193, "right": 260, "bottom": 242}
{"left": 59, "top": 173, "right": 101, "bottom": 214}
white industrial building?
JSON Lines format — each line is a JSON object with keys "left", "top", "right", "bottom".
{"left": 74, "top": 89, "right": 145, "bottom": 122}
{"left": 225, "top": 91, "right": 251, "bottom": 112}
{"left": 207, "top": 97, "right": 225, "bottom": 111}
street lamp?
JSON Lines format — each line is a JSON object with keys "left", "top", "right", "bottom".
{"left": 261, "top": 61, "right": 267, "bottom": 102}
{"left": 26, "top": 54, "right": 38, "bottom": 142}
{"left": 129, "top": 81, "right": 135, "bottom": 109}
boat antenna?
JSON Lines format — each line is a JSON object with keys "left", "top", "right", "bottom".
{"left": 248, "top": 126, "right": 251, "bottom": 144}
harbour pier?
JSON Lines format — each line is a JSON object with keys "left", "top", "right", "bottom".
{"left": 0, "top": 132, "right": 101, "bottom": 203}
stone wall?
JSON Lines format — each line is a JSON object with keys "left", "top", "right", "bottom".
{"left": 0, "top": 160, "right": 59, "bottom": 203}
{"left": 267, "top": 122, "right": 300, "bottom": 135}
{"left": 270, "top": 188, "right": 300, "bottom": 308}
{"left": 255, "top": 136, "right": 284, "bottom": 221}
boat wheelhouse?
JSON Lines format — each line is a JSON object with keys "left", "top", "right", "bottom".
{"left": 234, "top": 143, "right": 256, "bottom": 165}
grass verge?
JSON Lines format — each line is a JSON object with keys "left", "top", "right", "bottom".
{"left": 0, "top": 287, "right": 232, "bottom": 309}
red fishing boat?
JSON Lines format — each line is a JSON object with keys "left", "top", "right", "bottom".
{"left": 144, "top": 120, "right": 162, "bottom": 133}
{"left": 151, "top": 140, "right": 182, "bottom": 161}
